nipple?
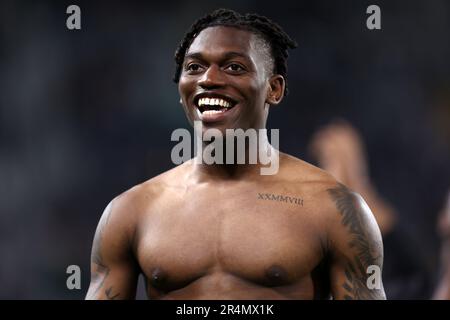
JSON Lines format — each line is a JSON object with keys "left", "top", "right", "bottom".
{"left": 265, "top": 265, "right": 287, "bottom": 285}
{"left": 150, "top": 267, "right": 167, "bottom": 287}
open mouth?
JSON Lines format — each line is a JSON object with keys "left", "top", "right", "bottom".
{"left": 195, "top": 96, "right": 237, "bottom": 115}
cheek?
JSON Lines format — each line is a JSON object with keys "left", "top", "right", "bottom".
{"left": 178, "top": 78, "right": 196, "bottom": 120}
{"left": 178, "top": 76, "right": 194, "bottom": 99}
{"left": 245, "top": 80, "right": 268, "bottom": 108}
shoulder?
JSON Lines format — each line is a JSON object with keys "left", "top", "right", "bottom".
{"left": 280, "top": 155, "right": 384, "bottom": 286}
{"left": 278, "top": 153, "right": 381, "bottom": 239}
{"left": 104, "top": 161, "right": 191, "bottom": 226}
{"left": 277, "top": 152, "right": 339, "bottom": 197}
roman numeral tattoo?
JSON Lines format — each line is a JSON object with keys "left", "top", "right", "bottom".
{"left": 257, "top": 193, "right": 304, "bottom": 206}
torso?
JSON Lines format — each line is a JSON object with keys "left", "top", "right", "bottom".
{"left": 131, "top": 154, "right": 335, "bottom": 299}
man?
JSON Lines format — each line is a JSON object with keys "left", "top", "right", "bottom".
{"left": 86, "top": 9, "right": 385, "bottom": 300}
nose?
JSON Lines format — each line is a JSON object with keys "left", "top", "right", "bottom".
{"left": 198, "top": 65, "right": 225, "bottom": 90}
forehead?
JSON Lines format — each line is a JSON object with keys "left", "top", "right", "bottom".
{"left": 186, "top": 26, "right": 269, "bottom": 62}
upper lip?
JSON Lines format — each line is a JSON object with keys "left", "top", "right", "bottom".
{"left": 193, "top": 92, "right": 238, "bottom": 108}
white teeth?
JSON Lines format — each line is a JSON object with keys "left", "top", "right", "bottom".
{"left": 197, "top": 97, "right": 232, "bottom": 108}
{"left": 203, "top": 109, "right": 226, "bottom": 115}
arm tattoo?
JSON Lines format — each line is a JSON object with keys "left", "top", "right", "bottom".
{"left": 328, "top": 183, "right": 384, "bottom": 299}
{"left": 105, "top": 287, "right": 120, "bottom": 300}
{"left": 88, "top": 265, "right": 110, "bottom": 298}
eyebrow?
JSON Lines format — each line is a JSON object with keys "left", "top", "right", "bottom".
{"left": 184, "top": 51, "right": 251, "bottom": 62}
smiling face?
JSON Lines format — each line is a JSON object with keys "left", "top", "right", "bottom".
{"left": 178, "top": 26, "right": 285, "bottom": 133}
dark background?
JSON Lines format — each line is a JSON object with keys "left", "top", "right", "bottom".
{"left": 0, "top": 0, "right": 449, "bottom": 299}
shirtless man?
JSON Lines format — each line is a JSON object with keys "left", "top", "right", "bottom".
{"left": 85, "top": 9, "right": 386, "bottom": 300}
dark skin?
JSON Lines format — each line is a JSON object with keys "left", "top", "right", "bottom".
{"left": 86, "top": 26, "right": 386, "bottom": 300}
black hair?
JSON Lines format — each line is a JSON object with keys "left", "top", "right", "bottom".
{"left": 173, "top": 9, "right": 297, "bottom": 96}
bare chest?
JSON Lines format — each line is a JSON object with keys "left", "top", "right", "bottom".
{"left": 135, "top": 187, "right": 326, "bottom": 295}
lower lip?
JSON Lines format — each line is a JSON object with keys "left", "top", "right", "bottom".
{"left": 197, "top": 104, "right": 239, "bottom": 123}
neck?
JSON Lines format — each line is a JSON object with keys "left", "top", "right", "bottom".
{"left": 190, "top": 133, "right": 277, "bottom": 182}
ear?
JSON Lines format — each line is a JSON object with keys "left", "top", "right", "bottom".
{"left": 266, "top": 75, "right": 285, "bottom": 106}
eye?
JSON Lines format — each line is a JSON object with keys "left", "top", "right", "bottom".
{"left": 186, "top": 63, "right": 203, "bottom": 73}
{"left": 226, "top": 63, "right": 245, "bottom": 73}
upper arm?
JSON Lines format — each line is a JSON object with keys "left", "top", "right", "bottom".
{"left": 326, "top": 183, "right": 386, "bottom": 300}
{"left": 85, "top": 198, "right": 140, "bottom": 300}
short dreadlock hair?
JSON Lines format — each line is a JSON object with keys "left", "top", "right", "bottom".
{"left": 173, "top": 9, "right": 297, "bottom": 96}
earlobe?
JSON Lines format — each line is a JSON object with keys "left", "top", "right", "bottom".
{"left": 266, "top": 75, "right": 285, "bottom": 106}
{"left": 267, "top": 91, "right": 281, "bottom": 105}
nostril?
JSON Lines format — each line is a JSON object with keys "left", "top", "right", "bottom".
{"left": 199, "top": 83, "right": 222, "bottom": 90}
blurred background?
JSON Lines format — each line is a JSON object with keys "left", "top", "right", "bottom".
{"left": 0, "top": 0, "right": 449, "bottom": 299}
